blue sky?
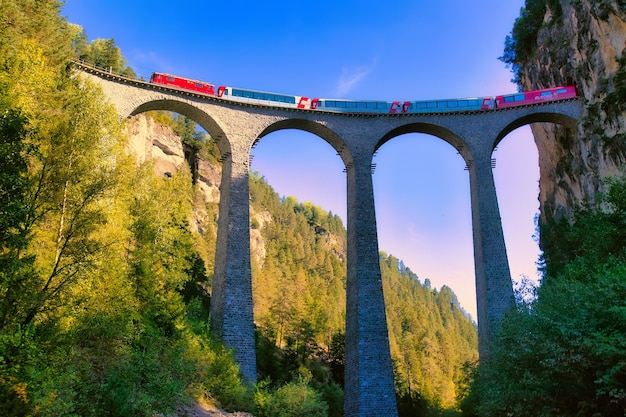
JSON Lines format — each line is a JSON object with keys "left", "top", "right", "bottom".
{"left": 62, "top": 1, "right": 539, "bottom": 319}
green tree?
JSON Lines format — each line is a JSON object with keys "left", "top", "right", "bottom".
{"left": 254, "top": 376, "right": 329, "bottom": 417}
{"left": 499, "top": 0, "right": 562, "bottom": 86}
{"left": 0, "top": 3, "right": 255, "bottom": 415}
{"left": 76, "top": 36, "right": 136, "bottom": 77}
{"left": 463, "top": 177, "right": 626, "bottom": 417}
{"left": 0, "top": 106, "right": 35, "bottom": 331}
{"left": 0, "top": 105, "right": 39, "bottom": 416}
{"left": 20, "top": 78, "right": 123, "bottom": 328}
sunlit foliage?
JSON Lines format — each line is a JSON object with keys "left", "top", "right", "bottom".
{"left": 462, "top": 178, "right": 626, "bottom": 417}
{"left": 0, "top": 2, "right": 479, "bottom": 416}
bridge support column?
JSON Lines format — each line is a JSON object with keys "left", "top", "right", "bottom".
{"left": 210, "top": 149, "right": 257, "bottom": 384}
{"left": 467, "top": 151, "right": 515, "bottom": 358}
{"left": 344, "top": 155, "right": 398, "bottom": 417}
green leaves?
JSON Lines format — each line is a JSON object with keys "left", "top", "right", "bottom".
{"left": 499, "top": 0, "right": 563, "bottom": 86}
{"left": 0, "top": 107, "right": 33, "bottom": 253}
{"left": 254, "top": 378, "right": 329, "bottom": 417}
{"left": 464, "top": 178, "right": 626, "bottom": 417}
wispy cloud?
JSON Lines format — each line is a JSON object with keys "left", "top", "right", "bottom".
{"left": 334, "top": 58, "right": 377, "bottom": 97}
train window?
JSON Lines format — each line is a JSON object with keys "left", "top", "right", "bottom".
{"left": 285, "top": 96, "right": 296, "bottom": 104}
{"left": 243, "top": 90, "right": 253, "bottom": 98}
{"left": 416, "top": 102, "right": 426, "bottom": 109}
{"left": 426, "top": 101, "right": 437, "bottom": 108}
{"left": 367, "top": 102, "right": 377, "bottom": 109}
{"left": 447, "top": 101, "right": 458, "bottom": 107}
{"left": 347, "top": 102, "right": 357, "bottom": 108}
{"left": 326, "top": 101, "right": 336, "bottom": 107}
{"left": 195, "top": 83, "right": 203, "bottom": 88}
{"left": 541, "top": 91, "right": 553, "bottom": 96}
{"left": 556, "top": 88, "right": 567, "bottom": 94}
{"left": 468, "top": 99, "right": 479, "bottom": 106}
{"left": 437, "top": 101, "right": 447, "bottom": 108}
{"left": 504, "top": 96, "right": 515, "bottom": 103}
{"left": 377, "top": 102, "right": 388, "bottom": 109}
{"left": 357, "top": 102, "right": 367, "bottom": 109}
{"left": 458, "top": 100, "right": 468, "bottom": 107}
{"left": 167, "top": 76, "right": 175, "bottom": 82}
{"left": 515, "top": 94, "right": 525, "bottom": 101}
{"left": 336, "top": 101, "right": 346, "bottom": 108}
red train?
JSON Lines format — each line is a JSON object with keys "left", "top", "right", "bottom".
{"left": 490, "top": 86, "right": 578, "bottom": 109}
{"left": 149, "top": 72, "right": 577, "bottom": 114}
{"left": 150, "top": 72, "right": 216, "bottom": 96}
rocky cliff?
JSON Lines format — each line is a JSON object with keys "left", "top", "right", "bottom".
{"left": 517, "top": 0, "right": 625, "bottom": 222}
{"left": 124, "top": 113, "right": 270, "bottom": 267}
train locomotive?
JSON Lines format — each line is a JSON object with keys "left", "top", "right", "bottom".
{"left": 149, "top": 72, "right": 577, "bottom": 115}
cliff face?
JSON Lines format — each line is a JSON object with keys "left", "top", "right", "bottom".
{"left": 124, "top": 114, "right": 270, "bottom": 266}
{"left": 518, "top": 0, "right": 625, "bottom": 222}
{"left": 125, "top": 114, "right": 222, "bottom": 201}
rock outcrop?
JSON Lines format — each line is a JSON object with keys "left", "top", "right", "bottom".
{"left": 124, "top": 113, "right": 271, "bottom": 266}
{"left": 518, "top": 0, "right": 625, "bottom": 222}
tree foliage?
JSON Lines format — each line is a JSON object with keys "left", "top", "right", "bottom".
{"left": 499, "top": 0, "right": 562, "bottom": 86}
{"left": 72, "top": 28, "right": 136, "bottom": 77}
{"left": 0, "top": 2, "right": 479, "bottom": 415}
{"left": 249, "top": 173, "right": 478, "bottom": 415}
{"left": 462, "top": 177, "right": 626, "bottom": 417}
{"left": 0, "top": 2, "right": 249, "bottom": 416}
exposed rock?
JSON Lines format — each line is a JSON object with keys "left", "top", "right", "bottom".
{"left": 519, "top": 1, "right": 626, "bottom": 222}
{"left": 126, "top": 114, "right": 187, "bottom": 178}
{"left": 125, "top": 114, "right": 222, "bottom": 236}
{"left": 197, "top": 158, "right": 222, "bottom": 204}
{"left": 250, "top": 208, "right": 272, "bottom": 267}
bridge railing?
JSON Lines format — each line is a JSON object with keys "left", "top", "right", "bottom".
{"left": 71, "top": 59, "right": 146, "bottom": 81}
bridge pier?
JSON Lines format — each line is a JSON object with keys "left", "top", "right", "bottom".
{"left": 467, "top": 149, "right": 516, "bottom": 358}
{"left": 344, "top": 151, "right": 398, "bottom": 417}
{"left": 210, "top": 146, "right": 257, "bottom": 383}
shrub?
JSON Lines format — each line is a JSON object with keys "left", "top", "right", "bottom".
{"left": 254, "top": 380, "right": 328, "bottom": 417}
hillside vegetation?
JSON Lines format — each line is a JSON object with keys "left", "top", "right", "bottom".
{"left": 462, "top": 1, "right": 626, "bottom": 416}
{"left": 1, "top": 1, "right": 478, "bottom": 416}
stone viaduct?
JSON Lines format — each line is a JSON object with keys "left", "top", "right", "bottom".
{"left": 75, "top": 62, "right": 582, "bottom": 417}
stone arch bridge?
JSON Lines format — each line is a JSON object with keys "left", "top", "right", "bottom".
{"left": 75, "top": 63, "right": 582, "bottom": 417}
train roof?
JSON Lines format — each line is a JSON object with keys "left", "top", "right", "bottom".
{"left": 151, "top": 72, "right": 215, "bottom": 86}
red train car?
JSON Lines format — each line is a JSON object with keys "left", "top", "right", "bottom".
{"left": 494, "top": 86, "right": 577, "bottom": 108}
{"left": 150, "top": 72, "right": 216, "bottom": 96}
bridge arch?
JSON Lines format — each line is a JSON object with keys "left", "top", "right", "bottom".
{"left": 492, "top": 126, "right": 542, "bottom": 288}
{"left": 494, "top": 111, "right": 579, "bottom": 147}
{"left": 376, "top": 122, "right": 472, "bottom": 165}
{"left": 128, "top": 98, "right": 232, "bottom": 158}
{"left": 255, "top": 118, "right": 353, "bottom": 168}
{"left": 490, "top": 112, "right": 580, "bottom": 287}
